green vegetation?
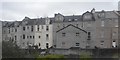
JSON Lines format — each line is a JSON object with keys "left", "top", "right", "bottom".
{"left": 37, "top": 54, "right": 64, "bottom": 58}
{"left": 79, "top": 51, "right": 92, "bottom": 60}
{"left": 80, "top": 51, "right": 92, "bottom": 58}
{"left": 2, "top": 41, "right": 26, "bottom": 58}
{"left": 36, "top": 54, "right": 65, "bottom": 60}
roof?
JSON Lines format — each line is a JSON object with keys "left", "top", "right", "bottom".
{"left": 22, "top": 17, "right": 54, "bottom": 25}
{"left": 82, "top": 11, "right": 95, "bottom": 21}
{"left": 3, "top": 21, "right": 22, "bottom": 27}
{"left": 64, "top": 15, "right": 82, "bottom": 22}
{"left": 56, "top": 24, "right": 87, "bottom": 33}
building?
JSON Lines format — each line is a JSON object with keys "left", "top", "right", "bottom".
{"left": 55, "top": 24, "right": 87, "bottom": 49}
{"left": 2, "top": 17, "right": 53, "bottom": 49}
{"left": 53, "top": 9, "right": 119, "bottom": 49}
{"left": 2, "top": 9, "right": 120, "bottom": 50}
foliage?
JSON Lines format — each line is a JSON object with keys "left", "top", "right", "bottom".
{"left": 36, "top": 54, "right": 65, "bottom": 60}
{"left": 112, "top": 53, "right": 119, "bottom": 58}
{"left": 2, "top": 41, "right": 26, "bottom": 58}
{"left": 79, "top": 51, "right": 92, "bottom": 60}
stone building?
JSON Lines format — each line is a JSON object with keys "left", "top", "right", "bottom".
{"left": 53, "top": 9, "right": 119, "bottom": 49}
{"left": 2, "top": 9, "right": 120, "bottom": 50}
{"left": 2, "top": 17, "right": 53, "bottom": 49}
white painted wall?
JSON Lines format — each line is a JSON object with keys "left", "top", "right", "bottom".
{"left": 34, "top": 24, "right": 53, "bottom": 49}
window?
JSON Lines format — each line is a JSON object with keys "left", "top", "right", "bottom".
{"left": 113, "top": 32, "right": 116, "bottom": 36}
{"left": 27, "top": 26, "right": 29, "bottom": 29}
{"left": 46, "top": 43, "right": 49, "bottom": 49}
{"left": 42, "top": 25, "right": 44, "bottom": 29}
{"left": 62, "top": 33, "right": 66, "bottom": 37}
{"left": 88, "top": 36, "right": 91, "bottom": 39}
{"left": 76, "top": 32, "right": 80, "bottom": 36}
{"left": 115, "top": 20, "right": 118, "bottom": 27}
{"left": 27, "top": 36, "right": 29, "bottom": 38}
{"left": 101, "top": 21, "right": 104, "bottom": 27}
{"left": 76, "top": 43, "right": 80, "bottom": 46}
{"left": 23, "top": 34, "right": 25, "bottom": 39}
{"left": 33, "top": 36, "right": 34, "bottom": 39}
{"left": 23, "top": 27, "right": 25, "bottom": 31}
{"left": 15, "top": 36, "right": 17, "bottom": 40}
{"left": 88, "top": 32, "right": 91, "bottom": 35}
{"left": 39, "top": 43, "right": 40, "bottom": 46}
{"left": 112, "top": 40, "right": 116, "bottom": 47}
{"left": 15, "top": 28, "right": 17, "bottom": 32}
{"left": 37, "top": 25, "right": 39, "bottom": 31}
{"left": 101, "top": 41, "right": 104, "bottom": 45}
{"left": 9, "top": 28, "right": 10, "bottom": 33}
{"left": 30, "top": 36, "right": 32, "bottom": 39}
{"left": 12, "top": 28, "right": 13, "bottom": 32}
{"left": 39, "top": 36, "right": 41, "bottom": 38}
{"left": 101, "top": 41, "right": 104, "bottom": 43}
{"left": 68, "top": 19, "right": 72, "bottom": 22}
{"left": 46, "top": 34, "right": 49, "bottom": 40}
{"left": 75, "top": 19, "right": 78, "bottom": 21}
{"left": 46, "top": 25, "right": 49, "bottom": 31}
{"left": 31, "top": 26, "right": 33, "bottom": 32}
{"left": 88, "top": 32, "right": 91, "bottom": 40}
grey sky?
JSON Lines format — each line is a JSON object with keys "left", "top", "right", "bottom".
{"left": 0, "top": 0, "right": 119, "bottom": 21}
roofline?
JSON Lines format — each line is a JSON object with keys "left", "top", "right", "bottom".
{"left": 56, "top": 24, "right": 87, "bottom": 33}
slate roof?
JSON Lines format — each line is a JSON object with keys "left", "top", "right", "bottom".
{"left": 3, "top": 21, "right": 22, "bottom": 27}
{"left": 64, "top": 15, "right": 82, "bottom": 22}
{"left": 3, "top": 10, "right": 119, "bottom": 27}
{"left": 22, "top": 17, "right": 54, "bottom": 25}
{"left": 56, "top": 24, "right": 87, "bottom": 33}
{"left": 35, "top": 18, "right": 45, "bottom": 25}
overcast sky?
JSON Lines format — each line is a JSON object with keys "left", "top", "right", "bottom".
{"left": 0, "top": 0, "right": 119, "bottom": 21}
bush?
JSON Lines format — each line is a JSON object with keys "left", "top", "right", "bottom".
{"left": 36, "top": 54, "right": 64, "bottom": 60}
{"left": 80, "top": 51, "right": 92, "bottom": 58}
{"left": 2, "top": 41, "right": 26, "bottom": 58}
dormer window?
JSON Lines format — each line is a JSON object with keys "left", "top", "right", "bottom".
{"left": 68, "top": 19, "right": 72, "bottom": 22}
{"left": 98, "top": 11, "right": 105, "bottom": 18}
{"left": 55, "top": 13, "right": 64, "bottom": 22}
{"left": 25, "top": 21, "right": 28, "bottom": 25}
{"left": 75, "top": 19, "right": 78, "bottom": 21}
{"left": 46, "top": 17, "right": 50, "bottom": 24}
{"left": 98, "top": 13, "right": 105, "bottom": 18}
{"left": 83, "top": 12, "right": 93, "bottom": 21}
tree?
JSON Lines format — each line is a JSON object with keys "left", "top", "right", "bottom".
{"left": 2, "top": 41, "right": 26, "bottom": 58}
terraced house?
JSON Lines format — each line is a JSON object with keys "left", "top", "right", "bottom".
{"left": 2, "top": 9, "right": 120, "bottom": 49}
